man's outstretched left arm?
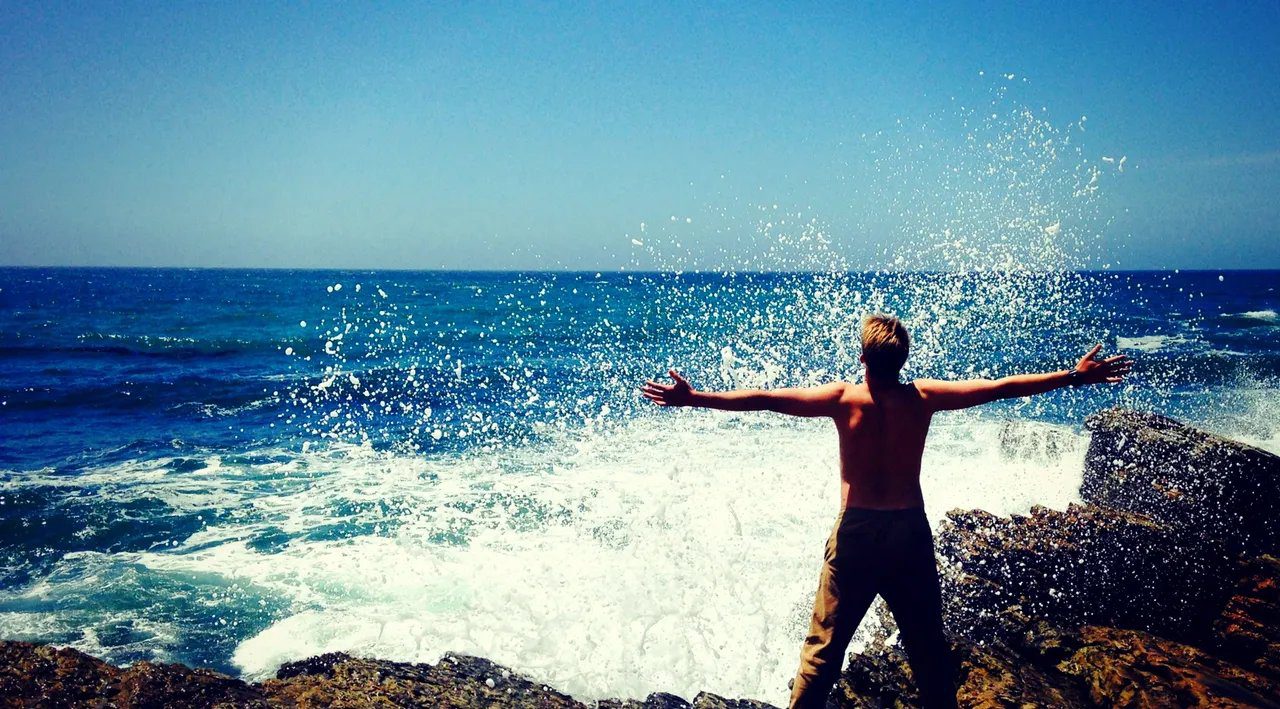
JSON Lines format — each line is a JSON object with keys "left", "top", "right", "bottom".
{"left": 641, "top": 369, "right": 845, "bottom": 418}
{"left": 916, "top": 344, "right": 1132, "bottom": 412}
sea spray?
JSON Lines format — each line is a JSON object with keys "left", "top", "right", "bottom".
{"left": 2, "top": 87, "right": 1277, "bottom": 707}
{"left": 250, "top": 79, "right": 1130, "bottom": 703}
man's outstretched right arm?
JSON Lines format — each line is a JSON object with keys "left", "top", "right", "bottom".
{"left": 917, "top": 344, "right": 1132, "bottom": 412}
{"left": 641, "top": 369, "right": 846, "bottom": 418}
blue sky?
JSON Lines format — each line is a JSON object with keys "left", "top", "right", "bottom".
{"left": 1, "top": 2, "right": 1277, "bottom": 270}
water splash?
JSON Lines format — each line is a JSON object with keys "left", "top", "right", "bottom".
{"left": 247, "top": 78, "right": 1143, "bottom": 704}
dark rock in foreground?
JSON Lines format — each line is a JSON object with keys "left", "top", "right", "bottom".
{"left": 263, "top": 651, "right": 582, "bottom": 707}
{"left": 1216, "top": 555, "right": 1280, "bottom": 683}
{"left": 3, "top": 408, "right": 1280, "bottom": 707}
{"left": 0, "top": 641, "right": 774, "bottom": 708}
{"left": 0, "top": 641, "right": 267, "bottom": 708}
{"left": 1084, "top": 408, "right": 1280, "bottom": 555}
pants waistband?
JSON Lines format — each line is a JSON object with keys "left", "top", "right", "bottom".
{"left": 838, "top": 505, "right": 928, "bottom": 520}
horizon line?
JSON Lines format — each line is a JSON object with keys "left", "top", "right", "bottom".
{"left": 0, "top": 265, "right": 1276, "bottom": 275}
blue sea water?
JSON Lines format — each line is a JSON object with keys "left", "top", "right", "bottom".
{"left": 0, "top": 267, "right": 1277, "bottom": 701}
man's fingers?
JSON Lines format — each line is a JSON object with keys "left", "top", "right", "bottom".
{"left": 668, "top": 369, "right": 689, "bottom": 386}
{"left": 1103, "top": 354, "right": 1130, "bottom": 364}
{"left": 644, "top": 380, "right": 671, "bottom": 392}
{"left": 1084, "top": 343, "right": 1102, "bottom": 360}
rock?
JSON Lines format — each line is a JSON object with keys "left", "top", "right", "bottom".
{"left": 597, "top": 693, "right": 689, "bottom": 708}
{"left": 1083, "top": 408, "right": 1280, "bottom": 555}
{"left": 937, "top": 503, "right": 1230, "bottom": 644}
{"left": 0, "top": 640, "right": 267, "bottom": 708}
{"left": 596, "top": 691, "right": 779, "bottom": 708}
{"left": 1216, "top": 555, "right": 1280, "bottom": 683}
{"left": 835, "top": 634, "right": 1091, "bottom": 708}
{"left": 835, "top": 607, "right": 1280, "bottom": 708}
{"left": 953, "top": 640, "right": 1089, "bottom": 708}
{"left": 261, "top": 651, "right": 585, "bottom": 708}
{"left": 835, "top": 643, "right": 917, "bottom": 707}
{"left": 690, "top": 691, "right": 779, "bottom": 708}
{"left": 0, "top": 640, "right": 122, "bottom": 706}
{"left": 1056, "top": 625, "right": 1280, "bottom": 708}
{"left": 115, "top": 660, "right": 270, "bottom": 708}
{"left": 0, "top": 640, "right": 780, "bottom": 708}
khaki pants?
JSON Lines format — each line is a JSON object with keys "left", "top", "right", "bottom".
{"left": 789, "top": 507, "right": 957, "bottom": 709}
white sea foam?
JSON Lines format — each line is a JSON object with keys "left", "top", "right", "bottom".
{"left": 9, "top": 389, "right": 1271, "bottom": 704}
{"left": 1201, "top": 384, "right": 1280, "bottom": 456}
{"left": 1, "top": 408, "right": 1087, "bottom": 704}
{"left": 5, "top": 410, "right": 1076, "bottom": 705}
{"left": 1227, "top": 309, "right": 1278, "bottom": 324}
{"left": 1116, "top": 334, "right": 1187, "bottom": 352}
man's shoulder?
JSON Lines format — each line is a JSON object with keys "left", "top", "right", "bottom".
{"left": 830, "top": 380, "right": 868, "bottom": 403}
{"left": 909, "top": 378, "right": 947, "bottom": 393}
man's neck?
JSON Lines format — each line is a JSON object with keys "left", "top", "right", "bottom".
{"left": 864, "top": 373, "right": 902, "bottom": 390}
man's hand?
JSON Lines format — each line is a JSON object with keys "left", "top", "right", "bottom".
{"left": 1074, "top": 344, "right": 1133, "bottom": 385}
{"left": 642, "top": 369, "right": 695, "bottom": 407}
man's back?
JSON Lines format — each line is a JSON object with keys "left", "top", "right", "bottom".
{"left": 833, "top": 380, "right": 932, "bottom": 510}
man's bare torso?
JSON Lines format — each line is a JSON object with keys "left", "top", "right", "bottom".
{"left": 833, "top": 379, "right": 932, "bottom": 510}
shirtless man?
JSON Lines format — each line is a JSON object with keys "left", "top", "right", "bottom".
{"left": 641, "top": 314, "right": 1132, "bottom": 709}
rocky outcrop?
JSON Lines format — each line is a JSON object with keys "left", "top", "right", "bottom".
{"left": 0, "top": 641, "right": 774, "bottom": 708}
{"left": 0, "top": 641, "right": 267, "bottom": 708}
{"left": 262, "top": 651, "right": 582, "bottom": 708}
{"left": 1083, "top": 408, "right": 1280, "bottom": 555}
{"left": 938, "top": 503, "right": 1226, "bottom": 643}
{"left": 2, "top": 408, "right": 1279, "bottom": 708}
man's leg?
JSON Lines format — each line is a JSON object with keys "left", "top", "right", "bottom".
{"left": 789, "top": 519, "right": 877, "bottom": 709}
{"left": 879, "top": 514, "right": 957, "bottom": 709}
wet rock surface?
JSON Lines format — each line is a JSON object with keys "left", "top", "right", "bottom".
{"left": 0, "top": 640, "right": 269, "bottom": 708}
{"left": 3, "top": 408, "right": 1280, "bottom": 707}
{"left": 1215, "top": 555, "right": 1280, "bottom": 683}
{"left": 1083, "top": 408, "right": 1280, "bottom": 555}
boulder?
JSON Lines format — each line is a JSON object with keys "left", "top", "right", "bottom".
{"left": 1083, "top": 408, "right": 1280, "bottom": 555}
{"left": 835, "top": 641, "right": 917, "bottom": 707}
{"left": 0, "top": 640, "right": 267, "bottom": 708}
{"left": 261, "top": 651, "right": 585, "bottom": 708}
{"left": 937, "top": 503, "right": 1229, "bottom": 644}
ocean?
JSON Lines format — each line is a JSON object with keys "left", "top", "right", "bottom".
{"left": 0, "top": 266, "right": 1277, "bottom": 703}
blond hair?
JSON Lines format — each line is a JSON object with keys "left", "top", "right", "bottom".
{"left": 861, "top": 314, "right": 910, "bottom": 378}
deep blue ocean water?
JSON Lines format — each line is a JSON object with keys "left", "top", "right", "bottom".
{"left": 0, "top": 267, "right": 1277, "bottom": 700}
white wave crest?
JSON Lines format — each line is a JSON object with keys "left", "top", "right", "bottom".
{"left": 1226, "top": 309, "right": 1278, "bottom": 324}
{"left": 1116, "top": 334, "right": 1188, "bottom": 353}
{"left": 85, "top": 412, "right": 1083, "bottom": 705}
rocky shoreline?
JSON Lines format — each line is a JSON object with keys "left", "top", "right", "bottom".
{"left": 3, "top": 408, "right": 1279, "bottom": 707}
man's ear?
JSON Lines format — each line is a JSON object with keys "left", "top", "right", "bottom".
{"left": 858, "top": 353, "right": 866, "bottom": 365}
